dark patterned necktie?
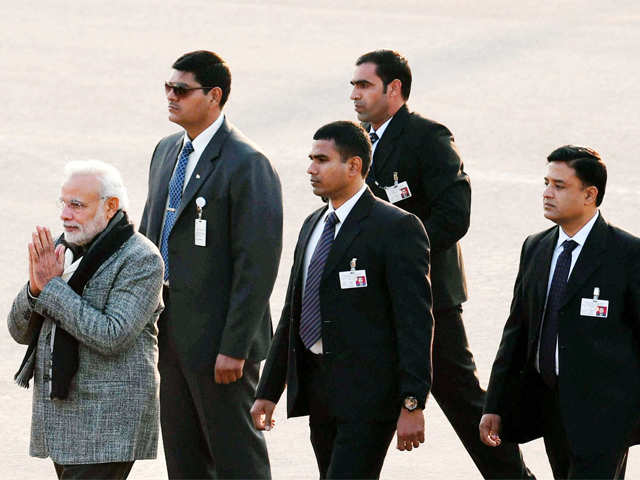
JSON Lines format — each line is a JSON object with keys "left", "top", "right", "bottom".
{"left": 299, "top": 212, "right": 340, "bottom": 349}
{"left": 160, "top": 140, "right": 194, "bottom": 281}
{"left": 539, "top": 239, "right": 579, "bottom": 388}
{"left": 369, "top": 131, "right": 379, "bottom": 144}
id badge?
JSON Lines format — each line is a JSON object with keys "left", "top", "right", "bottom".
{"left": 339, "top": 270, "right": 368, "bottom": 289}
{"left": 195, "top": 219, "right": 207, "bottom": 247}
{"left": 384, "top": 181, "right": 412, "bottom": 204}
{"left": 580, "top": 298, "right": 609, "bottom": 318}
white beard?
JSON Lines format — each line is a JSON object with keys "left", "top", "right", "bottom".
{"left": 63, "top": 209, "right": 109, "bottom": 246}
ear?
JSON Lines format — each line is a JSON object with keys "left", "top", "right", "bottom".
{"left": 348, "top": 156, "right": 363, "bottom": 178}
{"left": 104, "top": 197, "right": 120, "bottom": 220}
{"left": 388, "top": 79, "right": 403, "bottom": 98}
{"left": 209, "top": 86, "right": 223, "bottom": 105}
{"left": 584, "top": 185, "right": 598, "bottom": 206}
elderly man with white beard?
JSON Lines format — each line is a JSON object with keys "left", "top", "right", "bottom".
{"left": 8, "top": 160, "right": 164, "bottom": 480}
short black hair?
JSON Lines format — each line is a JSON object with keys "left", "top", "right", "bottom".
{"left": 313, "top": 121, "right": 372, "bottom": 177}
{"left": 356, "top": 50, "right": 412, "bottom": 100}
{"left": 547, "top": 145, "right": 607, "bottom": 206}
{"left": 172, "top": 50, "right": 231, "bottom": 107}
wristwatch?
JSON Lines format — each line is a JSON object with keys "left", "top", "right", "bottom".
{"left": 402, "top": 396, "right": 419, "bottom": 412}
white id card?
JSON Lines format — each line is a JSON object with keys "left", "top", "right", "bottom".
{"left": 580, "top": 298, "right": 609, "bottom": 318}
{"left": 339, "top": 270, "right": 368, "bottom": 289}
{"left": 384, "top": 181, "right": 412, "bottom": 203}
{"left": 195, "top": 219, "right": 207, "bottom": 247}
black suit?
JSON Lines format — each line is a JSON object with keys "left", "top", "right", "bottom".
{"left": 485, "top": 214, "right": 640, "bottom": 478}
{"left": 364, "top": 104, "right": 531, "bottom": 478}
{"left": 140, "top": 117, "right": 283, "bottom": 479}
{"left": 257, "top": 189, "right": 433, "bottom": 479}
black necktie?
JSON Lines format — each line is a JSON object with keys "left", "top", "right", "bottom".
{"left": 539, "top": 239, "right": 579, "bottom": 388}
{"left": 369, "top": 131, "right": 379, "bottom": 144}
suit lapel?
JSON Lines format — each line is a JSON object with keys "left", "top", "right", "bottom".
{"left": 531, "top": 227, "right": 558, "bottom": 331}
{"left": 149, "top": 136, "right": 183, "bottom": 244}
{"left": 323, "top": 189, "right": 375, "bottom": 279}
{"left": 562, "top": 214, "right": 608, "bottom": 307}
{"left": 292, "top": 208, "right": 327, "bottom": 323}
{"left": 371, "top": 104, "right": 410, "bottom": 176}
{"left": 175, "top": 118, "right": 231, "bottom": 221}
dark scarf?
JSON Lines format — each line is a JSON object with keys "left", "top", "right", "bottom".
{"left": 14, "top": 210, "right": 134, "bottom": 399}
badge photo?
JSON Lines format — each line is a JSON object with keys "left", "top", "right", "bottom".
{"left": 339, "top": 258, "right": 368, "bottom": 289}
{"left": 384, "top": 172, "right": 412, "bottom": 204}
{"left": 579, "top": 287, "right": 609, "bottom": 318}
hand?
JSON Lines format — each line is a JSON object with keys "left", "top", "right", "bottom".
{"left": 250, "top": 399, "right": 276, "bottom": 431}
{"left": 479, "top": 413, "right": 502, "bottom": 447}
{"left": 396, "top": 408, "right": 425, "bottom": 451}
{"left": 28, "top": 226, "right": 65, "bottom": 296}
{"left": 214, "top": 354, "right": 245, "bottom": 384}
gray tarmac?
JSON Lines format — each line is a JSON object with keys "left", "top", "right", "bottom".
{"left": 1, "top": 1, "right": 639, "bottom": 478}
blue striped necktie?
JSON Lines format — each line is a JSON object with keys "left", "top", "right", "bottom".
{"left": 539, "top": 239, "right": 578, "bottom": 388}
{"left": 299, "top": 212, "right": 339, "bottom": 349}
{"left": 160, "top": 140, "right": 194, "bottom": 281}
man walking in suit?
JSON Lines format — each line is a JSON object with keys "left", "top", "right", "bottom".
{"left": 8, "top": 160, "right": 163, "bottom": 479}
{"left": 349, "top": 49, "right": 533, "bottom": 478}
{"left": 251, "top": 121, "right": 433, "bottom": 479}
{"left": 139, "top": 50, "right": 282, "bottom": 479}
{"left": 480, "top": 146, "right": 640, "bottom": 478}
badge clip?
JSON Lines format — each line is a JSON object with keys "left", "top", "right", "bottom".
{"left": 593, "top": 287, "right": 600, "bottom": 301}
{"left": 195, "top": 197, "right": 207, "bottom": 219}
{"left": 350, "top": 257, "right": 357, "bottom": 273}
{"left": 393, "top": 172, "right": 399, "bottom": 186}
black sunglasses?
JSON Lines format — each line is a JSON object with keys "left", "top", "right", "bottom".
{"left": 164, "top": 82, "right": 216, "bottom": 98}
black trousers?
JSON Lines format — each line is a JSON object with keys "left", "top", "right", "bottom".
{"left": 158, "top": 288, "right": 271, "bottom": 479}
{"left": 541, "top": 385, "right": 628, "bottom": 479}
{"left": 303, "top": 349, "right": 396, "bottom": 479}
{"left": 53, "top": 461, "right": 133, "bottom": 479}
{"left": 432, "top": 306, "right": 533, "bottom": 479}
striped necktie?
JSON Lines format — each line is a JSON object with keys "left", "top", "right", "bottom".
{"left": 160, "top": 140, "right": 194, "bottom": 281}
{"left": 299, "top": 212, "right": 340, "bottom": 349}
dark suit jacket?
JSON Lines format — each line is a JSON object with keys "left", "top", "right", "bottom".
{"left": 484, "top": 214, "right": 640, "bottom": 455}
{"left": 364, "top": 104, "right": 470, "bottom": 311}
{"left": 256, "top": 189, "right": 434, "bottom": 423}
{"left": 139, "top": 117, "right": 283, "bottom": 372}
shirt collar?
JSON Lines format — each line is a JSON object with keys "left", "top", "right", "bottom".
{"left": 370, "top": 116, "right": 393, "bottom": 141}
{"left": 556, "top": 210, "right": 600, "bottom": 249}
{"left": 326, "top": 184, "right": 368, "bottom": 225}
{"left": 183, "top": 112, "right": 225, "bottom": 156}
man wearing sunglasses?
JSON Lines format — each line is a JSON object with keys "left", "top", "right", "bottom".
{"left": 140, "top": 50, "right": 283, "bottom": 479}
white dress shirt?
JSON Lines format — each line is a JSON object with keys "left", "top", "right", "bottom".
{"left": 536, "top": 210, "right": 600, "bottom": 374}
{"left": 302, "top": 183, "right": 368, "bottom": 353}
{"left": 369, "top": 116, "right": 392, "bottom": 160}
{"left": 159, "top": 113, "right": 225, "bottom": 242}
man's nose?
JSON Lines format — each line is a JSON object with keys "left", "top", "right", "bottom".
{"left": 166, "top": 87, "right": 178, "bottom": 102}
{"left": 60, "top": 205, "right": 73, "bottom": 221}
{"left": 307, "top": 162, "right": 316, "bottom": 175}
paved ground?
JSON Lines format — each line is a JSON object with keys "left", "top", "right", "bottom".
{"left": 1, "top": 1, "right": 639, "bottom": 478}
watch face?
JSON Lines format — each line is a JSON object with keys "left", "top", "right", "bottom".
{"left": 404, "top": 396, "right": 418, "bottom": 411}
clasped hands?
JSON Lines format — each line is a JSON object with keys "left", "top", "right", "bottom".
{"left": 28, "top": 226, "right": 65, "bottom": 296}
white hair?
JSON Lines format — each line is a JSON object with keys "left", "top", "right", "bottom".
{"left": 63, "top": 160, "right": 129, "bottom": 211}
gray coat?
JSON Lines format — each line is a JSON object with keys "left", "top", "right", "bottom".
{"left": 7, "top": 232, "right": 164, "bottom": 464}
